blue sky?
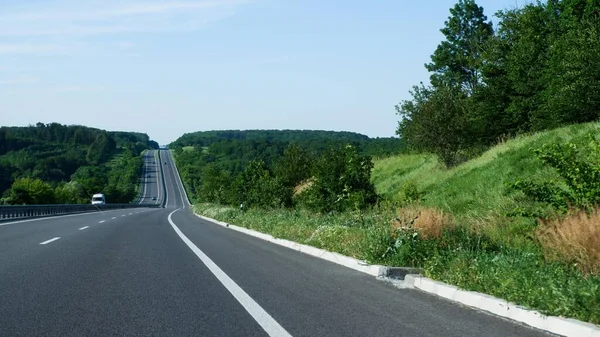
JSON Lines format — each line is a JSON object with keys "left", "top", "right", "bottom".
{"left": 0, "top": 0, "right": 528, "bottom": 145}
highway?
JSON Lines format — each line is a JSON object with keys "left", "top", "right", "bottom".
{"left": 0, "top": 150, "right": 553, "bottom": 337}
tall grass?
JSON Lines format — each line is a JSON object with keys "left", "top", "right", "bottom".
{"left": 538, "top": 208, "right": 600, "bottom": 275}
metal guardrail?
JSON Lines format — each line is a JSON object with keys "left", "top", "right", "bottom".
{"left": 0, "top": 203, "right": 161, "bottom": 221}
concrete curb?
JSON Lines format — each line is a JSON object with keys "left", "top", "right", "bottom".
{"left": 193, "top": 213, "right": 388, "bottom": 277}
{"left": 405, "top": 275, "right": 600, "bottom": 337}
{"left": 193, "top": 210, "right": 600, "bottom": 337}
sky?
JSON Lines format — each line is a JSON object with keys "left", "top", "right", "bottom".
{"left": 0, "top": 0, "right": 529, "bottom": 145}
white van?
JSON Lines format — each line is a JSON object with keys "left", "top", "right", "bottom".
{"left": 91, "top": 193, "right": 106, "bottom": 205}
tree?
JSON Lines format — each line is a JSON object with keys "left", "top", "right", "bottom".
{"left": 426, "top": 0, "right": 493, "bottom": 94}
{"left": 302, "top": 144, "right": 377, "bottom": 213}
{"left": 55, "top": 181, "right": 86, "bottom": 204}
{"left": 233, "top": 160, "right": 292, "bottom": 208}
{"left": 542, "top": 16, "right": 600, "bottom": 127}
{"left": 397, "top": 85, "right": 469, "bottom": 167}
{"left": 273, "top": 144, "right": 313, "bottom": 188}
{"left": 86, "top": 132, "right": 116, "bottom": 165}
{"left": 199, "top": 163, "right": 233, "bottom": 204}
{"left": 8, "top": 177, "right": 55, "bottom": 205}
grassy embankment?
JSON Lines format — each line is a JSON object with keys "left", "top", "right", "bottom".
{"left": 191, "top": 123, "right": 600, "bottom": 324}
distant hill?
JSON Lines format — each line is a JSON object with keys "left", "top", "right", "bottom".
{"left": 170, "top": 129, "right": 404, "bottom": 158}
{"left": 0, "top": 122, "right": 158, "bottom": 201}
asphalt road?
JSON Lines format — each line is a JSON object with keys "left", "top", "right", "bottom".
{"left": 138, "top": 150, "right": 161, "bottom": 205}
{"left": 0, "top": 150, "right": 554, "bottom": 337}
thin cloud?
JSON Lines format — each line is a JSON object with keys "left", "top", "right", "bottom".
{"left": 116, "top": 41, "right": 135, "bottom": 50}
{"left": 0, "top": 44, "right": 70, "bottom": 55}
{"left": 55, "top": 86, "right": 105, "bottom": 93}
{"left": 0, "top": 0, "right": 251, "bottom": 37}
{"left": 0, "top": 76, "right": 38, "bottom": 85}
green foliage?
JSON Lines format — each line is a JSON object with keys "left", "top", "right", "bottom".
{"left": 397, "top": 85, "right": 471, "bottom": 167}
{"left": 425, "top": 0, "right": 493, "bottom": 93}
{"left": 8, "top": 177, "right": 55, "bottom": 204}
{"left": 233, "top": 160, "right": 292, "bottom": 209}
{"left": 509, "top": 134, "right": 600, "bottom": 210}
{"left": 301, "top": 145, "right": 377, "bottom": 213}
{"left": 399, "top": 180, "right": 422, "bottom": 203}
{"left": 170, "top": 129, "right": 405, "bottom": 160}
{"left": 198, "top": 163, "right": 234, "bottom": 204}
{"left": 397, "top": 0, "right": 600, "bottom": 166}
{"left": 86, "top": 132, "right": 117, "bottom": 165}
{"left": 273, "top": 144, "right": 312, "bottom": 188}
{"left": 54, "top": 181, "right": 87, "bottom": 204}
{"left": 0, "top": 123, "right": 157, "bottom": 201}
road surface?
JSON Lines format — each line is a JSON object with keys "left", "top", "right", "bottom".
{"left": 0, "top": 150, "right": 553, "bottom": 337}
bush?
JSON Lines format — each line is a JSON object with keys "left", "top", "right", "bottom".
{"left": 234, "top": 160, "right": 292, "bottom": 209}
{"left": 399, "top": 180, "right": 421, "bottom": 203}
{"left": 8, "top": 177, "right": 55, "bottom": 205}
{"left": 508, "top": 133, "right": 600, "bottom": 211}
{"left": 301, "top": 144, "right": 377, "bottom": 213}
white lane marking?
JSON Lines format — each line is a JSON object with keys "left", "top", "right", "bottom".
{"left": 168, "top": 151, "right": 187, "bottom": 209}
{"left": 168, "top": 209, "right": 292, "bottom": 337}
{"left": 39, "top": 237, "right": 61, "bottom": 245}
{"left": 128, "top": 213, "right": 133, "bottom": 215}
{"left": 79, "top": 226, "right": 89, "bottom": 230}
{"left": 99, "top": 220, "right": 105, "bottom": 223}
{"left": 112, "top": 217, "right": 116, "bottom": 220}
{"left": 122, "top": 215, "right": 126, "bottom": 217}
{"left": 169, "top": 150, "right": 191, "bottom": 208}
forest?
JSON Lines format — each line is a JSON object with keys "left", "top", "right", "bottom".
{"left": 170, "top": 130, "right": 403, "bottom": 212}
{"left": 0, "top": 122, "right": 158, "bottom": 204}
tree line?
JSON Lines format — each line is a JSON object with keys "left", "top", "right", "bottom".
{"left": 397, "top": 0, "right": 600, "bottom": 167}
{"left": 171, "top": 130, "right": 391, "bottom": 212}
{"left": 0, "top": 123, "right": 158, "bottom": 204}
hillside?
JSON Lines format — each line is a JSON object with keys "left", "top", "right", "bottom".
{"left": 0, "top": 123, "right": 159, "bottom": 204}
{"left": 170, "top": 129, "right": 404, "bottom": 159}
{"left": 372, "top": 122, "right": 600, "bottom": 222}
{"left": 192, "top": 122, "right": 600, "bottom": 324}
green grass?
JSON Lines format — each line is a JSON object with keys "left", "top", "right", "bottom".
{"left": 373, "top": 123, "right": 600, "bottom": 219}
{"left": 182, "top": 146, "right": 194, "bottom": 152}
{"left": 191, "top": 122, "right": 600, "bottom": 325}
{"left": 106, "top": 148, "right": 126, "bottom": 168}
{"left": 195, "top": 203, "right": 396, "bottom": 260}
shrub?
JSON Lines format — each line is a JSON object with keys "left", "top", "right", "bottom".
{"left": 399, "top": 180, "right": 421, "bottom": 203}
{"left": 8, "top": 177, "right": 55, "bottom": 205}
{"left": 508, "top": 133, "right": 600, "bottom": 210}
{"left": 302, "top": 144, "right": 378, "bottom": 213}
{"left": 537, "top": 208, "right": 600, "bottom": 275}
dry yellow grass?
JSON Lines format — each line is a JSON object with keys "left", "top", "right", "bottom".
{"left": 293, "top": 178, "right": 314, "bottom": 196}
{"left": 537, "top": 208, "right": 600, "bottom": 275}
{"left": 392, "top": 206, "right": 453, "bottom": 240}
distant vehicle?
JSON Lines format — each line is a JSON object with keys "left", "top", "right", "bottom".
{"left": 152, "top": 196, "right": 157, "bottom": 201}
{"left": 164, "top": 162, "right": 167, "bottom": 165}
{"left": 91, "top": 193, "right": 105, "bottom": 205}
{"left": 147, "top": 174, "right": 151, "bottom": 178}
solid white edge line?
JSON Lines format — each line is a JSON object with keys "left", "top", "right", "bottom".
{"left": 172, "top": 159, "right": 186, "bottom": 209}
{"left": 169, "top": 150, "right": 191, "bottom": 208}
{"left": 168, "top": 209, "right": 292, "bottom": 337}
{"left": 39, "top": 237, "right": 61, "bottom": 245}
{"left": 156, "top": 150, "right": 161, "bottom": 205}
{"left": 79, "top": 226, "right": 89, "bottom": 230}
